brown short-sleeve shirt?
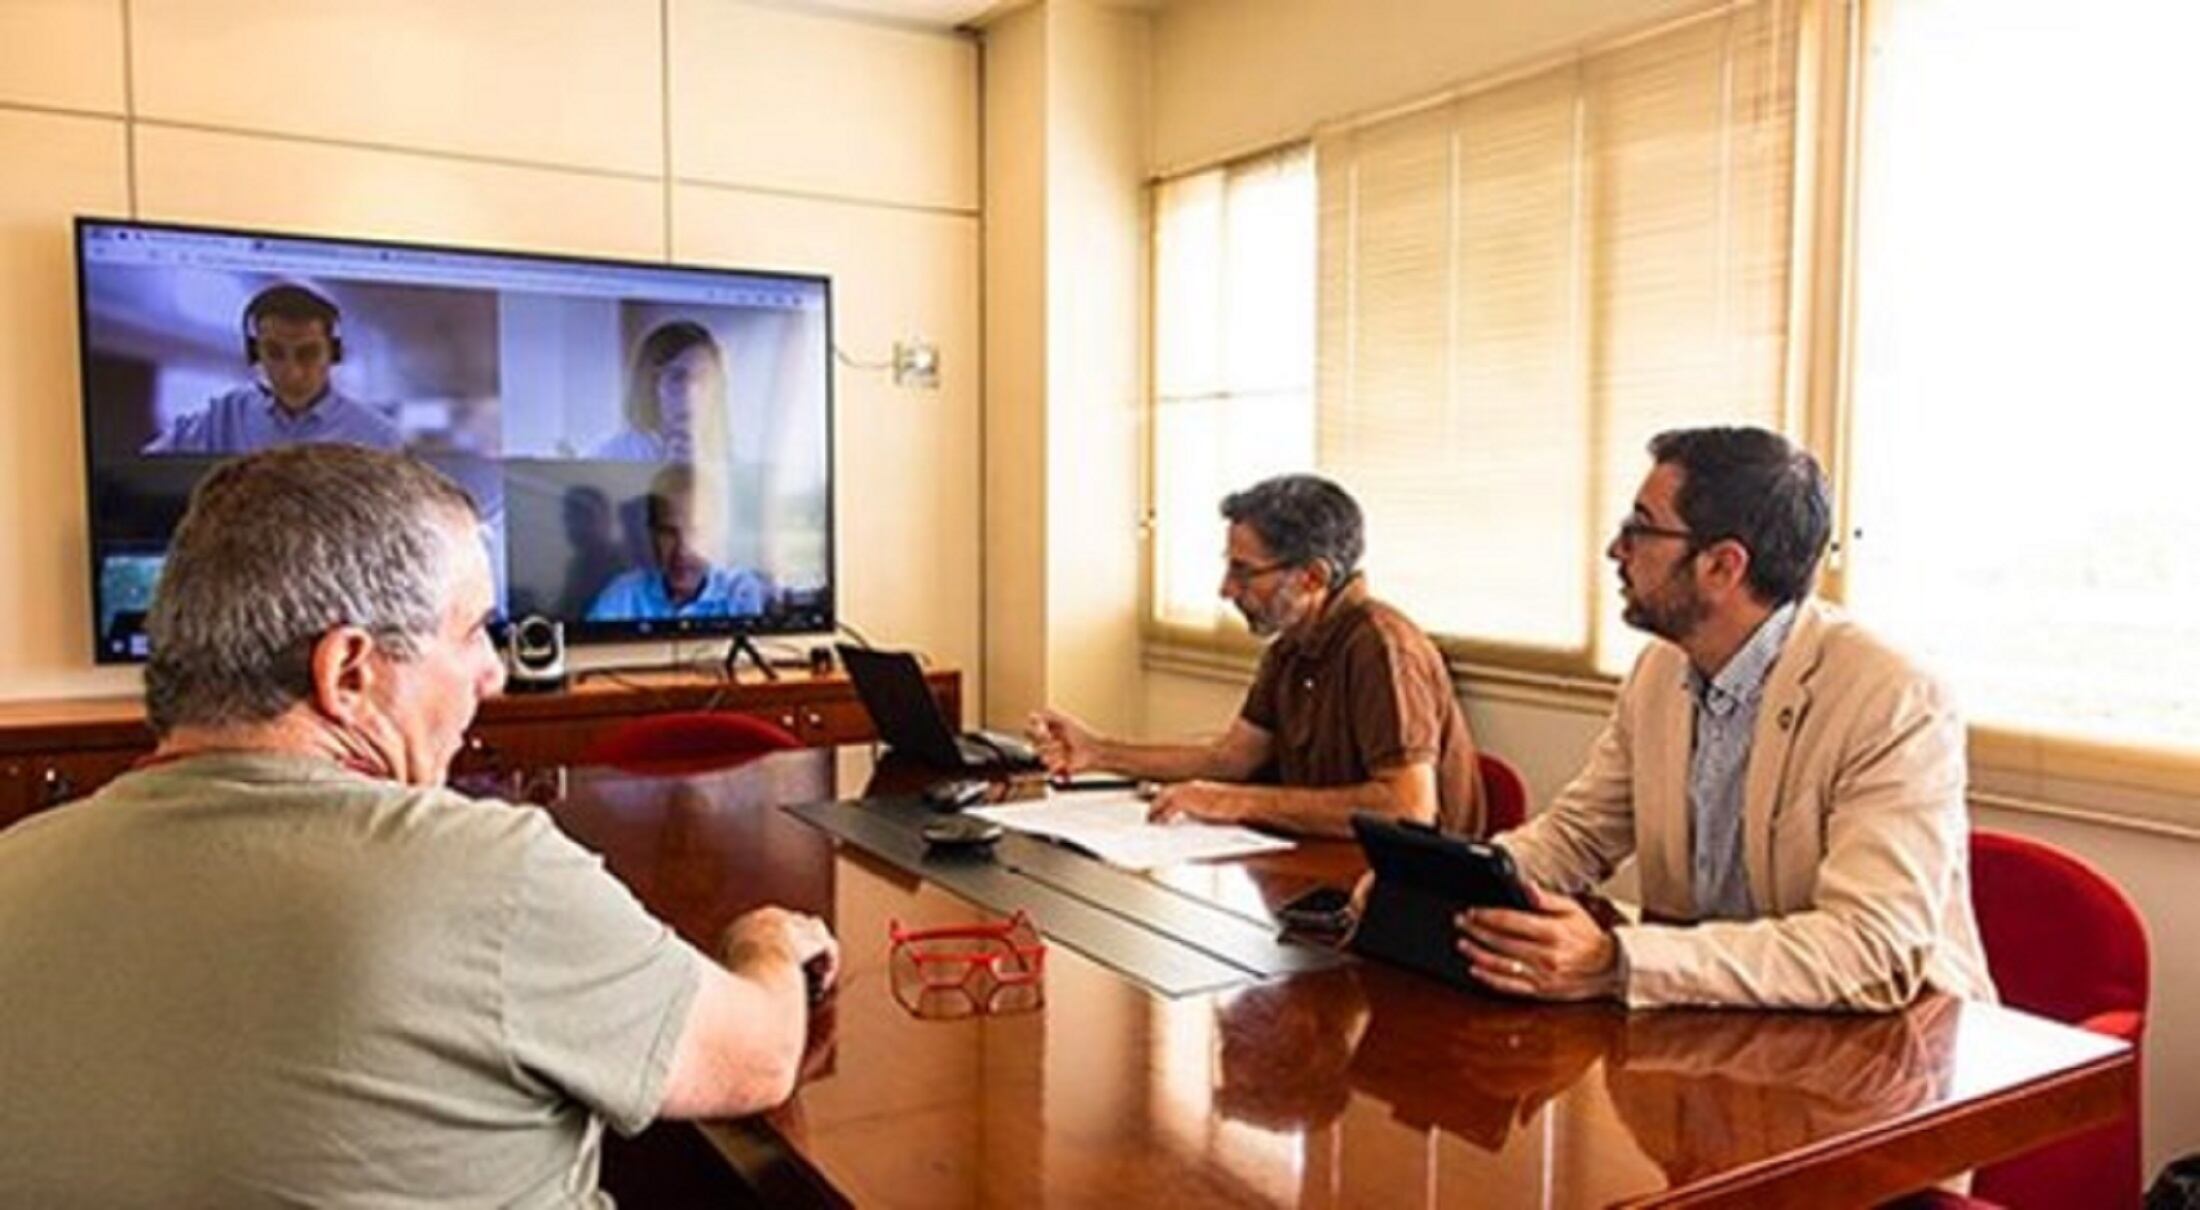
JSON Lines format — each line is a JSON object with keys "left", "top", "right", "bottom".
{"left": 1239, "top": 580, "right": 1485, "bottom": 835}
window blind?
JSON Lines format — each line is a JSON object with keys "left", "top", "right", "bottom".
{"left": 1311, "top": 0, "right": 1803, "bottom": 672}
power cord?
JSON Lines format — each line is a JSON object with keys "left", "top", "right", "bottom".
{"left": 832, "top": 345, "right": 893, "bottom": 372}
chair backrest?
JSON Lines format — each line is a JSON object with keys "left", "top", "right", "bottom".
{"left": 1970, "top": 829, "right": 2149, "bottom": 1030}
{"left": 581, "top": 711, "right": 803, "bottom": 773}
{"left": 1476, "top": 752, "right": 1530, "bottom": 836}
{"left": 1969, "top": 829, "right": 2151, "bottom": 1210}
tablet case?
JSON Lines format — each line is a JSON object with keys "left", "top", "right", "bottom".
{"left": 1350, "top": 812, "right": 1533, "bottom": 991}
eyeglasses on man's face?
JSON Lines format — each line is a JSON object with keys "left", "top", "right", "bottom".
{"left": 1612, "top": 518, "right": 1695, "bottom": 551}
{"left": 1222, "top": 558, "right": 1296, "bottom": 588}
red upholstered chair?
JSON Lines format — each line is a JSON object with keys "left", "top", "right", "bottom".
{"left": 580, "top": 711, "right": 802, "bottom": 774}
{"left": 1476, "top": 751, "right": 1530, "bottom": 836}
{"left": 1967, "top": 829, "right": 2151, "bottom": 1209}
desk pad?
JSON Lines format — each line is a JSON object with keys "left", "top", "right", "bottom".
{"left": 787, "top": 796, "right": 1350, "bottom": 997}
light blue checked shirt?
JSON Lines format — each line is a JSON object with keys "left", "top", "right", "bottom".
{"left": 1685, "top": 602, "right": 1799, "bottom": 921}
{"left": 142, "top": 385, "right": 402, "bottom": 454}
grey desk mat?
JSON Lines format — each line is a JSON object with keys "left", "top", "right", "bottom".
{"left": 786, "top": 796, "right": 1350, "bottom": 998}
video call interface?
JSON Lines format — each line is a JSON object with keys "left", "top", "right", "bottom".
{"left": 77, "top": 220, "right": 835, "bottom": 662}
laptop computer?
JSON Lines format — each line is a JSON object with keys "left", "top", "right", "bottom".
{"left": 837, "top": 644, "right": 1042, "bottom": 771}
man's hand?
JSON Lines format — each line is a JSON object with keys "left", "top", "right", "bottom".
{"left": 1026, "top": 708, "right": 1100, "bottom": 779}
{"left": 724, "top": 907, "right": 840, "bottom": 995}
{"left": 1146, "top": 780, "right": 1246, "bottom": 824}
{"left": 1455, "top": 884, "right": 1622, "bottom": 1002}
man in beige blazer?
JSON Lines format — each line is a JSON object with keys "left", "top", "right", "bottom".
{"left": 1456, "top": 427, "right": 1994, "bottom": 1011}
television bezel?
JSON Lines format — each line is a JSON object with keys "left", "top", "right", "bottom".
{"left": 73, "top": 214, "right": 838, "bottom": 664}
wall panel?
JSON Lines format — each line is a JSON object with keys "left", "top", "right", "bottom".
{"left": 135, "top": 125, "right": 664, "bottom": 260}
{"left": 0, "top": 0, "right": 124, "bottom": 113}
{"left": 980, "top": 3, "right": 1046, "bottom": 727}
{"left": 131, "top": 0, "right": 663, "bottom": 176}
{"left": 0, "top": 109, "right": 135, "bottom": 701}
{"left": 671, "top": 0, "right": 977, "bottom": 211}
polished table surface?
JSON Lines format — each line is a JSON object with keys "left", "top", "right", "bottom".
{"left": 515, "top": 748, "right": 2135, "bottom": 1209}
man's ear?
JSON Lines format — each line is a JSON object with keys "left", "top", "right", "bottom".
{"left": 308, "top": 626, "right": 382, "bottom": 724}
{"left": 1297, "top": 558, "right": 1334, "bottom": 597}
{"left": 1697, "top": 538, "right": 1753, "bottom": 600}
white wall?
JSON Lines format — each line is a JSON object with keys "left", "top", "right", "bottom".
{"left": 982, "top": 3, "right": 1050, "bottom": 728}
{"left": 1147, "top": 0, "right": 2198, "bottom": 1178}
{"left": 1041, "top": 0, "right": 1149, "bottom": 734}
{"left": 0, "top": 0, "right": 981, "bottom": 701}
{"left": 981, "top": 0, "right": 1149, "bottom": 733}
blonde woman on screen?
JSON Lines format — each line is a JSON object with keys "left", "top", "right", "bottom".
{"left": 593, "top": 320, "right": 725, "bottom": 462}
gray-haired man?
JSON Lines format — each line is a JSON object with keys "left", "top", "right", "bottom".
{"left": 0, "top": 445, "right": 836, "bottom": 1205}
{"left": 1030, "top": 473, "right": 1485, "bottom": 838}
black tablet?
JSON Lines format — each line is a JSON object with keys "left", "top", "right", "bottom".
{"left": 1349, "top": 812, "right": 1532, "bottom": 990}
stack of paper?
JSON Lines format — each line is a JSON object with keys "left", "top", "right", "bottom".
{"left": 966, "top": 791, "right": 1295, "bottom": 871}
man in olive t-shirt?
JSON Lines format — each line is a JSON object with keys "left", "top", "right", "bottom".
{"left": 0, "top": 755, "right": 694, "bottom": 1207}
{"left": 1029, "top": 474, "right": 1483, "bottom": 838}
{"left": 0, "top": 445, "right": 838, "bottom": 1206}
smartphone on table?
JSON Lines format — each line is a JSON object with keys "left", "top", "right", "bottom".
{"left": 1276, "top": 884, "right": 1356, "bottom": 936}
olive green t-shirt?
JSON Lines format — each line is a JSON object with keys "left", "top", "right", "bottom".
{"left": 0, "top": 752, "right": 702, "bottom": 1208}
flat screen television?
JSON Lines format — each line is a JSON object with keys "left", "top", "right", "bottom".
{"left": 74, "top": 217, "right": 835, "bottom": 663}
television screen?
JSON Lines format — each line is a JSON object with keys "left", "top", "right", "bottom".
{"left": 74, "top": 217, "right": 834, "bottom": 662}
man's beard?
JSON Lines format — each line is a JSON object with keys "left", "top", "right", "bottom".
{"left": 1238, "top": 591, "right": 1307, "bottom": 638}
{"left": 1621, "top": 562, "right": 1710, "bottom": 643}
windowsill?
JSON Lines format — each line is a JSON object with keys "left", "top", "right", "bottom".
{"left": 1142, "top": 639, "right": 2200, "bottom": 842}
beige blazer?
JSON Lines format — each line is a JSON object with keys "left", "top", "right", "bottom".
{"left": 1500, "top": 600, "right": 1996, "bottom": 1011}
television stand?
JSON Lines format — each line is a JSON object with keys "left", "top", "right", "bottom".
{"left": 723, "top": 633, "right": 779, "bottom": 681}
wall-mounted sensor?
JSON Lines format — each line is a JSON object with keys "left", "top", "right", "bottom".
{"left": 893, "top": 340, "right": 940, "bottom": 389}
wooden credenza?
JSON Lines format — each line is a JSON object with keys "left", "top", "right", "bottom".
{"left": 0, "top": 666, "right": 959, "bottom": 830}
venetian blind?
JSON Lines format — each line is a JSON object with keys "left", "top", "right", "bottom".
{"left": 1313, "top": 0, "right": 1802, "bottom": 672}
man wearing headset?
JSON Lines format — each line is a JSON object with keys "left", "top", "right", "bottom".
{"left": 143, "top": 283, "right": 402, "bottom": 454}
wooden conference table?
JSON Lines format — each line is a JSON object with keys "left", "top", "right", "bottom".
{"left": 507, "top": 747, "right": 2135, "bottom": 1209}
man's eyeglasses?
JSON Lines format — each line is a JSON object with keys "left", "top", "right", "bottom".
{"left": 1222, "top": 559, "right": 1296, "bottom": 587}
{"left": 1612, "top": 518, "right": 1695, "bottom": 550}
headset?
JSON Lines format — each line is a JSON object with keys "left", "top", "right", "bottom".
{"left": 240, "top": 283, "right": 344, "bottom": 365}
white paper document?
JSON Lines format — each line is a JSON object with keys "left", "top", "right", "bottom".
{"left": 966, "top": 791, "right": 1296, "bottom": 871}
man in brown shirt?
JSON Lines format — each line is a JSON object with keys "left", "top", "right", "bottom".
{"left": 1029, "top": 474, "right": 1483, "bottom": 837}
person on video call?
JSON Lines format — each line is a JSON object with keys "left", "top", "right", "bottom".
{"left": 1027, "top": 473, "right": 1485, "bottom": 839}
{"left": 0, "top": 445, "right": 837, "bottom": 1204}
{"left": 1438, "top": 426, "right": 1993, "bottom": 1012}
{"left": 587, "top": 463, "right": 769, "bottom": 621}
{"left": 142, "top": 283, "right": 402, "bottom": 455}
{"left": 592, "top": 320, "right": 723, "bottom": 462}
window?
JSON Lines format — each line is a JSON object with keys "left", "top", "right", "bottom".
{"left": 1150, "top": 146, "right": 1316, "bottom": 635}
{"left": 1151, "top": 2, "right": 1806, "bottom": 674}
{"left": 1845, "top": 0, "right": 2200, "bottom": 758}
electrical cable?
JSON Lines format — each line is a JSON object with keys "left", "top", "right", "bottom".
{"left": 832, "top": 344, "right": 893, "bottom": 371}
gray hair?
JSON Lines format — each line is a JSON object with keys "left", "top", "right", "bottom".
{"left": 144, "top": 444, "right": 481, "bottom": 735}
{"left": 1219, "top": 474, "right": 1366, "bottom": 584}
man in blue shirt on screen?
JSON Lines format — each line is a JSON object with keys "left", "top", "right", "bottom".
{"left": 143, "top": 283, "right": 402, "bottom": 454}
{"left": 588, "top": 463, "right": 769, "bottom": 622}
